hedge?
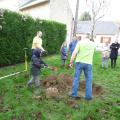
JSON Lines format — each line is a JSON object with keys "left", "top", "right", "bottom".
{"left": 0, "top": 10, "right": 66, "bottom": 67}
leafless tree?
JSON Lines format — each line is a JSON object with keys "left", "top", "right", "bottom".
{"left": 87, "top": 0, "right": 109, "bottom": 41}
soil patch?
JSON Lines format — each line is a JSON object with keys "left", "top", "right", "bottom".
{"left": 42, "top": 74, "right": 72, "bottom": 94}
{"left": 42, "top": 74, "right": 104, "bottom": 97}
{"left": 67, "top": 100, "right": 77, "bottom": 108}
{"left": 50, "top": 66, "right": 58, "bottom": 72}
{"left": 79, "top": 81, "right": 104, "bottom": 95}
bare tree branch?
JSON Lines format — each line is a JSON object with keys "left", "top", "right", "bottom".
{"left": 95, "top": 14, "right": 105, "bottom": 22}
{"left": 87, "top": 0, "right": 108, "bottom": 41}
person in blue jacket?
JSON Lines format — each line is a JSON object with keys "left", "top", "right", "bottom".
{"left": 69, "top": 36, "right": 78, "bottom": 55}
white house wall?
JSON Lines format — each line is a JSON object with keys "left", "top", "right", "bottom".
{"left": 50, "top": 0, "right": 73, "bottom": 45}
{"left": 95, "top": 35, "right": 115, "bottom": 44}
{"left": 77, "top": 33, "right": 116, "bottom": 45}
{"left": 50, "top": 0, "right": 68, "bottom": 24}
{"left": 20, "top": 3, "right": 50, "bottom": 20}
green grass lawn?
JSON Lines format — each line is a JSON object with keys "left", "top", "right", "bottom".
{"left": 0, "top": 52, "right": 120, "bottom": 120}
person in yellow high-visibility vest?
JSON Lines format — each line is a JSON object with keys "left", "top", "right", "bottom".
{"left": 69, "top": 34, "right": 96, "bottom": 100}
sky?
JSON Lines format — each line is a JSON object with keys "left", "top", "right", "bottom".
{"left": 0, "top": 0, "right": 19, "bottom": 11}
{"left": 68, "top": 0, "right": 120, "bottom": 21}
{"left": 0, "top": 0, "right": 120, "bottom": 21}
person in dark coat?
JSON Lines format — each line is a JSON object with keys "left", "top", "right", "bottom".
{"left": 28, "top": 48, "right": 48, "bottom": 88}
{"left": 110, "top": 40, "right": 120, "bottom": 68}
{"left": 60, "top": 41, "right": 68, "bottom": 66}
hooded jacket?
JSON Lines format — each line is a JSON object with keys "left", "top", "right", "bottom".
{"left": 110, "top": 42, "right": 119, "bottom": 59}
{"left": 31, "top": 49, "right": 48, "bottom": 76}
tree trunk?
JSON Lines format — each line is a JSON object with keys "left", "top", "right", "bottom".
{"left": 73, "top": 0, "right": 79, "bottom": 36}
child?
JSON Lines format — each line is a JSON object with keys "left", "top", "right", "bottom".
{"left": 28, "top": 48, "right": 48, "bottom": 88}
{"left": 60, "top": 41, "right": 68, "bottom": 66}
{"left": 101, "top": 43, "right": 110, "bottom": 68}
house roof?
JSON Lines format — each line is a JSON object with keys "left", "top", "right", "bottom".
{"left": 19, "top": 0, "right": 49, "bottom": 10}
{"left": 77, "top": 21, "right": 119, "bottom": 35}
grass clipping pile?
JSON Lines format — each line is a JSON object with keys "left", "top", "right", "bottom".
{"left": 42, "top": 73, "right": 104, "bottom": 99}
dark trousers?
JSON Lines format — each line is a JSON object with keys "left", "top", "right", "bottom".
{"left": 62, "top": 59, "right": 66, "bottom": 66}
{"left": 111, "top": 58, "right": 117, "bottom": 68}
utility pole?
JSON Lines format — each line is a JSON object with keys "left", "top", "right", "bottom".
{"left": 73, "top": 0, "right": 79, "bottom": 36}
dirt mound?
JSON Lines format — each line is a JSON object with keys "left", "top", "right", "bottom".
{"left": 42, "top": 74, "right": 104, "bottom": 97}
{"left": 67, "top": 100, "right": 77, "bottom": 108}
{"left": 42, "top": 74, "right": 72, "bottom": 93}
{"left": 50, "top": 66, "right": 58, "bottom": 72}
{"left": 42, "top": 76, "right": 58, "bottom": 87}
{"left": 46, "top": 87, "right": 59, "bottom": 98}
{"left": 93, "top": 85, "right": 103, "bottom": 95}
{"left": 57, "top": 74, "right": 72, "bottom": 86}
{"left": 79, "top": 81, "right": 104, "bottom": 95}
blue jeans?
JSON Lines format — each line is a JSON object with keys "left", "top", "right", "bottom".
{"left": 61, "top": 59, "right": 66, "bottom": 66}
{"left": 71, "top": 62, "right": 93, "bottom": 99}
{"left": 102, "top": 57, "right": 109, "bottom": 68}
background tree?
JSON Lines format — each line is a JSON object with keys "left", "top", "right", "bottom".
{"left": 0, "top": 10, "right": 66, "bottom": 66}
{"left": 87, "top": 0, "right": 109, "bottom": 41}
{"left": 79, "top": 11, "right": 91, "bottom": 21}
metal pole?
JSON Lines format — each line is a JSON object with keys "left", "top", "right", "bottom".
{"left": 24, "top": 48, "right": 28, "bottom": 71}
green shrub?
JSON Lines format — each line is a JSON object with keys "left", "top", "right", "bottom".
{"left": 0, "top": 10, "right": 66, "bottom": 67}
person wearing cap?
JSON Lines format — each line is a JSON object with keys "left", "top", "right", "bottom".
{"left": 69, "top": 34, "right": 95, "bottom": 100}
{"left": 28, "top": 48, "right": 48, "bottom": 88}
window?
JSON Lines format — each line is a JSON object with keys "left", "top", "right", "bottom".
{"left": 78, "top": 36, "right": 81, "bottom": 40}
{"left": 101, "top": 37, "right": 111, "bottom": 43}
